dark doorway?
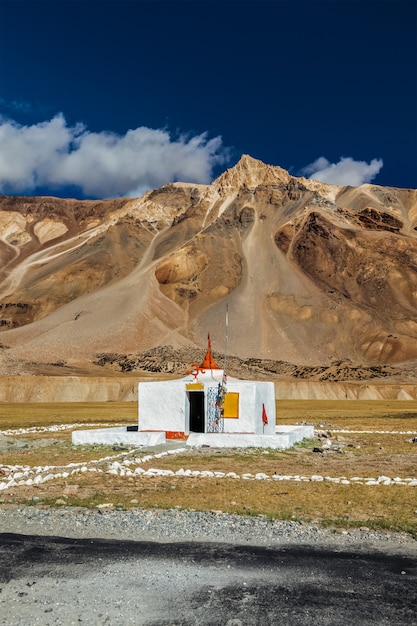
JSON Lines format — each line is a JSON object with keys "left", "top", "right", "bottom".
{"left": 189, "top": 391, "right": 205, "bottom": 433}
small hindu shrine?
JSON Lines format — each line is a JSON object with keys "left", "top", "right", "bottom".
{"left": 72, "top": 337, "right": 314, "bottom": 448}
{"left": 138, "top": 336, "right": 276, "bottom": 441}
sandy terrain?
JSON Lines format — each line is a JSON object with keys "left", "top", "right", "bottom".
{"left": 0, "top": 155, "right": 417, "bottom": 386}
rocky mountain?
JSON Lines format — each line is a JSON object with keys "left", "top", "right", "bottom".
{"left": 1, "top": 154, "right": 417, "bottom": 381}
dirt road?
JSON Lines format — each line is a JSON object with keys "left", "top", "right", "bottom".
{"left": 1, "top": 532, "right": 416, "bottom": 625}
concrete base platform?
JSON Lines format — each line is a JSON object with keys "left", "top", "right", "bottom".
{"left": 187, "top": 425, "right": 314, "bottom": 449}
{"left": 275, "top": 424, "right": 315, "bottom": 446}
{"left": 72, "top": 427, "right": 166, "bottom": 447}
{"left": 72, "top": 424, "right": 314, "bottom": 449}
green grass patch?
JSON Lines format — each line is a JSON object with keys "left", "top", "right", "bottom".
{"left": 321, "top": 517, "right": 417, "bottom": 540}
{"left": 0, "top": 402, "right": 137, "bottom": 430}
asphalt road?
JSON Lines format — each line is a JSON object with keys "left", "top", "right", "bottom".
{"left": 0, "top": 533, "right": 416, "bottom": 625}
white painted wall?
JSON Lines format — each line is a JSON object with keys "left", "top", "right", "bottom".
{"left": 221, "top": 381, "right": 274, "bottom": 434}
{"left": 139, "top": 379, "right": 186, "bottom": 433}
{"left": 255, "top": 381, "right": 276, "bottom": 435}
{"left": 222, "top": 381, "right": 254, "bottom": 434}
{"left": 138, "top": 372, "right": 276, "bottom": 435}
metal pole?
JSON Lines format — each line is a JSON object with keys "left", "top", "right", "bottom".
{"left": 223, "top": 304, "right": 229, "bottom": 376}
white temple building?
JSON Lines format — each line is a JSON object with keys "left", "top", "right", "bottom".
{"left": 138, "top": 340, "right": 276, "bottom": 445}
{"left": 72, "top": 338, "right": 314, "bottom": 449}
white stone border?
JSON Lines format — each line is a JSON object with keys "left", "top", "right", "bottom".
{"left": 322, "top": 429, "right": 417, "bottom": 435}
{"left": 0, "top": 445, "right": 155, "bottom": 492}
{"left": 3, "top": 423, "right": 416, "bottom": 437}
{"left": 1, "top": 424, "right": 416, "bottom": 492}
{"left": 1, "top": 445, "right": 416, "bottom": 492}
{"left": 0, "top": 423, "right": 126, "bottom": 436}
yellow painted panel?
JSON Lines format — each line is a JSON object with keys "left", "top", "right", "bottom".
{"left": 186, "top": 383, "right": 204, "bottom": 390}
{"left": 223, "top": 392, "right": 239, "bottom": 418}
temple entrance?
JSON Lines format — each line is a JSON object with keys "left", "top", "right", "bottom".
{"left": 189, "top": 391, "right": 205, "bottom": 433}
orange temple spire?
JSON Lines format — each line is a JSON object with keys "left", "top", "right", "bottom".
{"left": 200, "top": 333, "right": 220, "bottom": 369}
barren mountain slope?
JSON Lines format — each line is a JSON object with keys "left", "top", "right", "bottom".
{"left": 1, "top": 155, "right": 417, "bottom": 379}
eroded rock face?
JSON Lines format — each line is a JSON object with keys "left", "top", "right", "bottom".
{"left": 0, "top": 156, "right": 417, "bottom": 376}
{"left": 280, "top": 210, "right": 417, "bottom": 363}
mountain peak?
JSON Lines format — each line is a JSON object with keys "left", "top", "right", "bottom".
{"left": 1, "top": 163, "right": 416, "bottom": 380}
{"left": 215, "top": 154, "right": 290, "bottom": 192}
{"left": 237, "top": 153, "right": 262, "bottom": 167}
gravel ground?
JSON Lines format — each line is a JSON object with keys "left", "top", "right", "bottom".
{"left": 1, "top": 507, "right": 416, "bottom": 626}
{"left": 0, "top": 505, "right": 416, "bottom": 555}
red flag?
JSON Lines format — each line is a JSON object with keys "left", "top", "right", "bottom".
{"left": 262, "top": 403, "right": 268, "bottom": 425}
{"left": 208, "top": 333, "right": 211, "bottom": 348}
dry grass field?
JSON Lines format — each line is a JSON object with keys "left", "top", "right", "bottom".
{"left": 1, "top": 400, "right": 417, "bottom": 537}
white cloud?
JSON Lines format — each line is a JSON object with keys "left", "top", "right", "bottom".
{"left": 0, "top": 114, "right": 229, "bottom": 197}
{"left": 301, "top": 156, "right": 383, "bottom": 186}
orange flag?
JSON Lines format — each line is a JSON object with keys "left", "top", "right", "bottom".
{"left": 262, "top": 403, "right": 268, "bottom": 425}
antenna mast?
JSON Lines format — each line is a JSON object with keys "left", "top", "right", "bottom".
{"left": 223, "top": 304, "right": 229, "bottom": 376}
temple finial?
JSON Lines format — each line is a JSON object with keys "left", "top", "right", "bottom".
{"left": 200, "top": 333, "right": 219, "bottom": 369}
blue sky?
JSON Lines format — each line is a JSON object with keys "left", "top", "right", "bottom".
{"left": 0, "top": 0, "right": 416, "bottom": 198}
